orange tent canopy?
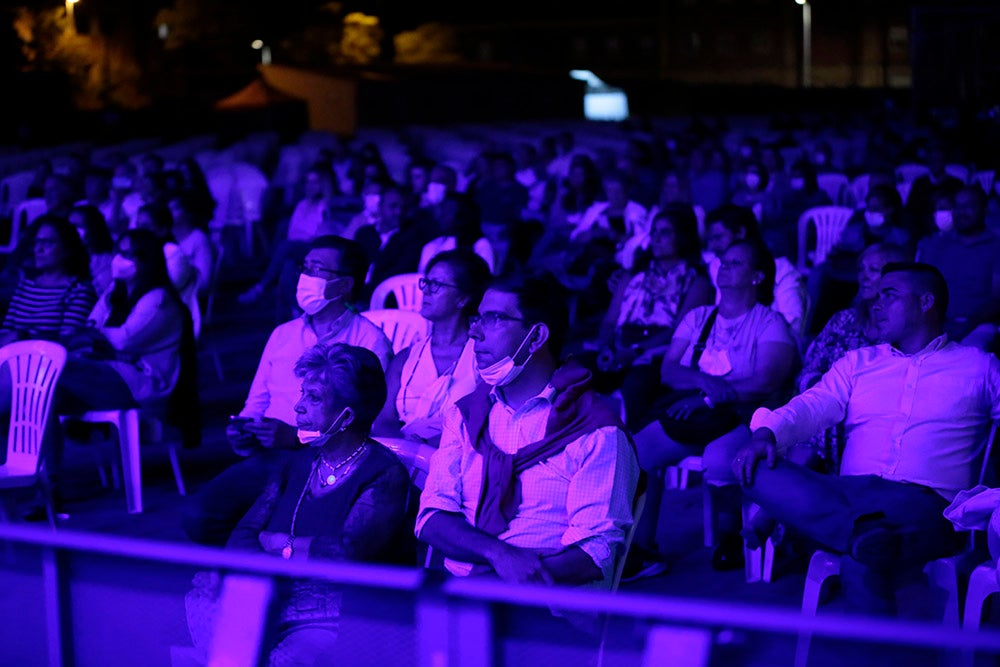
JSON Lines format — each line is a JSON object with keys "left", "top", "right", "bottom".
{"left": 214, "top": 78, "right": 301, "bottom": 110}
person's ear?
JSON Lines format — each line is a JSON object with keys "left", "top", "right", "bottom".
{"left": 919, "top": 291, "right": 935, "bottom": 315}
{"left": 528, "top": 323, "right": 550, "bottom": 354}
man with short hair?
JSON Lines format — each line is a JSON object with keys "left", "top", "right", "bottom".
{"left": 917, "top": 184, "right": 1000, "bottom": 349}
{"left": 734, "top": 262, "right": 1000, "bottom": 616}
{"left": 416, "top": 273, "right": 640, "bottom": 587}
{"left": 183, "top": 235, "right": 392, "bottom": 545}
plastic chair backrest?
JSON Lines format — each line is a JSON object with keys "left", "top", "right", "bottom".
{"left": 895, "top": 163, "right": 931, "bottom": 184}
{"left": 374, "top": 437, "right": 436, "bottom": 490}
{"left": 849, "top": 174, "right": 870, "bottom": 209}
{"left": 361, "top": 309, "right": 429, "bottom": 354}
{"left": 0, "top": 341, "right": 67, "bottom": 475}
{"left": 816, "top": 173, "right": 850, "bottom": 206}
{"left": 796, "top": 206, "right": 853, "bottom": 273}
{"left": 369, "top": 273, "right": 424, "bottom": 312}
{"left": 945, "top": 164, "right": 970, "bottom": 184}
{"left": 0, "top": 170, "right": 36, "bottom": 218}
{"left": 975, "top": 170, "right": 996, "bottom": 194}
{"left": 611, "top": 489, "right": 647, "bottom": 592}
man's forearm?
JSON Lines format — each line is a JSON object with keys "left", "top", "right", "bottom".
{"left": 420, "top": 511, "right": 508, "bottom": 566}
{"left": 541, "top": 546, "right": 602, "bottom": 585}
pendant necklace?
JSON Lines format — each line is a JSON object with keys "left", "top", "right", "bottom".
{"left": 281, "top": 456, "right": 320, "bottom": 560}
{"left": 318, "top": 441, "right": 368, "bottom": 487}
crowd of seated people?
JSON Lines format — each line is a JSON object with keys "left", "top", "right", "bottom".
{"left": 3, "top": 115, "right": 1000, "bottom": 653}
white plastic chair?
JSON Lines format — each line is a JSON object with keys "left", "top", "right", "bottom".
{"left": 0, "top": 170, "right": 36, "bottom": 219}
{"left": 0, "top": 341, "right": 68, "bottom": 529}
{"left": 974, "top": 170, "right": 996, "bottom": 194}
{"left": 815, "top": 173, "right": 850, "bottom": 206}
{"left": 796, "top": 206, "right": 853, "bottom": 275}
{"left": 960, "top": 561, "right": 1000, "bottom": 666}
{"left": 848, "top": 174, "right": 870, "bottom": 209}
{"left": 360, "top": 309, "right": 428, "bottom": 354}
{"left": 0, "top": 198, "right": 47, "bottom": 254}
{"left": 895, "top": 163, "right": 931, "bottom": 185}
{"left": 204, "top": 162, "right": 269, "bottom": 257}
{"left": 945, "top": 164, "right": 970, "bottom": 184}
{"left": 373, "top": 436, "right": 436, "bottom": 491}
{"left": 368, "top": 273, "right": 424, "bottom": 312}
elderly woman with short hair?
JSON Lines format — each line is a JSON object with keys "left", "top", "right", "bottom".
{"left": 187, "top": 343, "right": 410, "bottom": 666}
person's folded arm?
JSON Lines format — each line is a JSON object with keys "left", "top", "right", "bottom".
{"left": 726, "top": 340, "right": 799, "bottom": 403}
{"left": 555, "top": 427, "right": 640, "bottom": 585}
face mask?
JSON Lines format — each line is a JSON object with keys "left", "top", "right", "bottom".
{"left": 425, "top": 182, "right": 447, "bottom": 205}
{"left": 934, "top": 209, "right": 953, "bottom": 232}
{"left": 478, "top": 325, "right": 537, "bottom": 387}
{"left": 296, "top": 273, "right": 338, "bottom": 315}
{"left": 744, "top": 173, "right": 761, "bottom": 191}
{"left": 112, "top": 176, "right": 132, "bottom": 190}
{"left": 740, "top": 146, "right": 753, "bottom": 159}
{"left": 364, "top": 193, "right": 381, "bottom": 214}
{"left": 790, "top": 177, "right": 805, "bottom": 191}
{"left": 298, "top": 408, "right": 352, "bottom": 447}
{"left": 514, "top": 169, "right": 537, "bottom": 189}
{"left": 110, "top": 254, "right": 136, "bottom": 280}
{"left": 864, "top": 210, "right": 886, "bottom": 228}
{"left": 813, "top": 153, "right": 827, "bottom": 166}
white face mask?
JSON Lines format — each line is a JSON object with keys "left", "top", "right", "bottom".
{"left": 110, "top": 254, "right": 137, "bottom": 280}
{"left": 296, "top": 273, "right": 338, "bottom": 315}
{"left": 744, "top": 173, "right": 761, "bottom": 191}
{"left": 478, "top": 325, "right": 537, "bottom": 387}
{"left": 790, "top": 177, "right": 805, "bottom": 191}
{"left": 425, "top": 182, "right": 447, "bottom": 205}
{"left": 514, "top": 169, "right": 537, "bottom": 188}
{"left": 864, "top": 210, "right": 886, "bottom": 228}
{"left": 298, "top": 408, "right": 352, "bottom": 447}
{"left": 364, "top": 193, "right": 381, "bottom": 214}
{"left": 934, "top": 209, "right": 953, "bottom": 232}
{"left": 813, "top": 153, "right": 827, "bottom": 166}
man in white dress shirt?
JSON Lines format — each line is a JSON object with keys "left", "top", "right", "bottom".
{"left": 416, "top": 273, "right": 640, "bottom": 588}
{"left": 734, "top": 262, "right": 1000, "bottom": 615}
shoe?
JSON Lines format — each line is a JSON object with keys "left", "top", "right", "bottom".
{"left": 619, "top": 546, "right": 669, "bottom": 583}
{"left": 711, "top": 533, "right": 746, "bottom": 571}
{"left": 20, "top": 503, "right": 69, "bottom": 523}
{"left": 620, "top": 558, "right": 669, "bottom": 584}
{"left": 849, "top": 520, "right": 902, "bottom": 571}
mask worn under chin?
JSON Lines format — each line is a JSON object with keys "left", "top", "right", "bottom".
{"left": 478, "top": 325, "right": 538, "bottom": 387}
{"left": 934, "top": 209, "right": 954, "bottom": 232}
{"left": 298, "top": 407, "right": 352, "bottom": 446}
{"left": 424, "top": 182, "right": 447, "bottom": 205}
{"left": 864, "top": 210, "right": 886, "bottom": 228}
{"left": 110, "top": 254, "right": 137, "bottom": 280}
{"left": 296, "top": 273, "right": 338, "bottom": 315}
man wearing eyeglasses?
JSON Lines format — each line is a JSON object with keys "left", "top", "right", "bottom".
{"left": 415, "top": 272, "right": 640, "bottom": 588}
{"left": 183, "top": 235, "right": 392, "bottom": 545}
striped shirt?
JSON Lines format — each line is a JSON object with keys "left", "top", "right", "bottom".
{"left": 1, "top": 276, "right": 97, "bottom": 342}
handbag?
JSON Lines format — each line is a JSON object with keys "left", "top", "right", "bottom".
{"left": 657, "top": 308, "right": 746, "bottom": 446}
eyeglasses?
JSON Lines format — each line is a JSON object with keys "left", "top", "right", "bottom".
{"left": 418, "top": 277, "right": 459, "bottom": 294}
{"left": 468, "top": 311, "right": 528, "bottom": 329}
{"left": 299, "top": 263, "right": 349, "bottom": 280}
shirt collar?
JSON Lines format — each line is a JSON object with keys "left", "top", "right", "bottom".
{"left": 305, "top": 307, "right": 355, "bottom": 340}
{"left": 490, "top": 382, "right": 556, "bottom": 416}
{"left": 889, "top": 333, "right": 949, "bottom": 357}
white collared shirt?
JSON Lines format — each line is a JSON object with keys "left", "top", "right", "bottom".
{"left": 240, "top": 312, "right": 393, "bottom": 425}
{"left": 750, "top": 336, "right": 1000, "bottom": 500}
{"left": 415, "top": 383, "right": 639, "bottom": 587}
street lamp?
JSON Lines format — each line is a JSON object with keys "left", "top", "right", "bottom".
{"left": 251, "top": 39, "right": 272, "bottom": 66}
{"left": 795, "top": 0, "right": 812, "bottom": 88}
{"left": 65, "top": 0, "right": 79, "bottom": 35}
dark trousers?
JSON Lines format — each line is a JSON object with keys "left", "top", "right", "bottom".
{"left": 182, "top": 448, "right": 293, "bottom": 546}
{"left": 744, "top": 462, "right": 959, "bottom": 616}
